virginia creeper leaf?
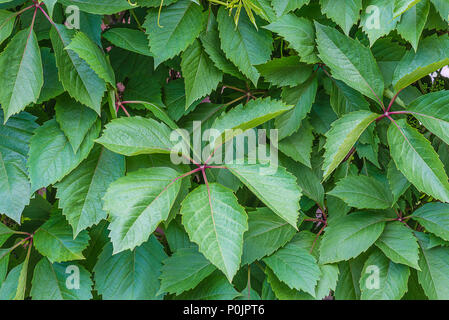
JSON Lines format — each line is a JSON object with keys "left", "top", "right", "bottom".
{"left": 180, "top": 183, "right": 248, "bottom": 282}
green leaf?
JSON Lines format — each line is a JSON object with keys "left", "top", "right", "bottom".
{"left": 180, "top": 183, "right": 248, "bottom": 282}
{"left": 271, "top": 0, "right": 310, "bottom": 16}
{"left": 280, "top": 154, "right": 325, "bottom": 208}
{"left": 0, "top": 27, "right": 43, "bottom": 121}
{"left": 0, "top": 251, "right": 8, "bottom": 287}
{"left": 217, "top": 7, "right": 273, "bottom": 85}
{"left": 163, "top": 78, "right": 202, "bottom": 121}
{"left": 387, "top": 160, "right": 411, "bottom": 204}
{"left": 242, "top": 207, "right": 296, "bottom": 265}
{"left": 278, "top": 120, "right": 314, "bottom": 168}
{"left": 275, "top": 75, "right": 318, "bottom": 140}
{"left": 0, "top": 223, "right": 14, "bottom": 247}
{"left": 42, "top": 0, "right": 57, "bottom": 17}
{"left": 228, "top": 163, "right": 302, "bottom": 227}
{"left": 264, "top": 14, "right": 318, "bottom": 64}
{"left": 326, "top": 196, "right": 351, "bottom": 224}
{"left": 0, "top": 110, "right": 37, "bottom": 167}
{"left": 37, "top": 47, "right": 64, "bottom": 104}
{"left": 30, "top": 258, "right": 93, "bottom": 300}
{"left": 104, "top": 167, "right": 182, "bottom": 253}
{"left": 387, "top": 119, "right": 449, "bottom": 203}
{"left": 329, "top": 79, "right": 370, "bottom": 117}
{"left": 0, "top": 260, "right": 29, "bottom": 300}
{"left": 94, "top": 236, "right": 167, "bottom": 300}
{"left": 103, "top": 28, "right": 152, "bottom": 57}
{"left": 417, "top": 238, "right": 449, "bottom": 299}
{"left": 78, "top": 12, "right": 103, "bottom": 47}
{"left": 122, "top": 77, "right": 164, "bottom": 112}
{"left": 250, "top": 0, "right": 277, "bottom": 22}
{"left": 403, "top": 268, "right": 427, "bottom": 300}
{"left": 55, "top": 95, "right": 98, "bottom": 153}
{"left": 265, "top": 267, "right": 314, "bottom": 300}
{"left": 0, "top": 108, "right": 36, "bottom": 224}
{"left": 334, "top": 258, "right": 365, "bottom": 300}
{"left": 174, "top": 271, "right": 240, "bottom": 300}
{"left": 143, "top": 0, "right": 206, "bottom": 66}
{"left": 322, "top": 111, "right": 378, "bottom": 180}
{"left": 81, "top": 220, "right": 111, "bottom": 271}
{"left": 34, "top": 213, "right": 90, "bottom": 262}
{"left": 237, "top": 285, "right": 261, "bottom": 300}
{"left": 396, "top": 0, "right": 430, "bottom": 51}
{"left": 319, "top": 212, "right": 387, "bottom": 264}
{"left": 394, "top": 0, "right": 423, "bottom": 17}
{"left": 159, "top": 247, "right": 216, "bottom": 296}
{"left": 371, "top": 38, "right": 406, "bottom": 87}
{"left": 139, "top": 101, "right": 178, "bottom": 130}
{"left": 95, "top": 116, "right": 174, "bottom": 156}
{"left": 0, "top": 154, "right": 29, "bottom": 223}
{"left": 165, "top": 218, "right": 195, "bottom": 253}
{"left": 392, "top": 34, "right": 449, "bottom": 91}
{"left": 58, "top": 0, "right": 133, "bottom": 14}
{"left": 359, "top": 249, "right": 410, "bottom": 300}
{"left": 66, "top": 31, "right": 115, "bottom": 86}
{"left": 315, "top": 264, "right": 339, "bottom": 300}
{"left": 28, "top": 119, "right": 99, "bottom": 192}
{"left": 439, "top": 142, "right": 449, "bottom": 177}
{"left": 360, "top": 0, "right": 400, "bottom": 46}
{"left": 50, "top": 24, "right": 106, "bottom": 114}
{"left": 376, "top": 221, "right": 420, "bottom": 269}
{"left": 328, "top": 175, "right": 394, "bottom": 209}
{"left": 199, "top": 14, "right": 244, "bottom": 80}
{"left": 181, "top": 39, "right": 222, "bottom": 109}
{"left": 430, "top": 0, "right": 449, "bottom": 22}
{"left": 426, "top": 233, "right": 449, "bottom": 249}
{"left": 0, "top": 9, "right": 16, "bottom": 45}
{"left": 56, "top": 146, "right": 125, "bottom": 237}
{"left": 264, "top": 241, "right": 321, "bottom": 296}
{"left": 211, "top": 97, "right": 293, "bottom": 148}
{"left": 133, "top": 0, "right": 180, "bottom": 7}
{"left": 320, "top": 0, "right": 362, "bottom": 35}
{"left": 255, "top": 56, "right": 313, "bottom": 88}
{"left": 315, "top": 22, "right": 384, "bottom": 102}
{"left": 411, "top": 203, "right": 449, "bottom": 241}
{"left": 408, "top": 90, "right": 449, "bottom": 146}
{"left": 415, "top": 230, "right": 444, "bottom": 249}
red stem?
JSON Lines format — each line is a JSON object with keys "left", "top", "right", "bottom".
{"left": 316, "top": 202, "right": 327, "bottom": 222}
{"left": 1, "top": 3, "right": 34, "bottom": 28}
{"left": 386, "top": 89, "right": 403, "bottom": 113}
{"left": 376, "top": 110, "right": 411, "bottom": 122}
{"left": 387, "top": 111, "right": 411, "bottom": 115}
{"left": 121, "top": 100, "right": 145, "bottom": 105}
{"left": 37, "top": 5, "right": 56, "bottom": 28}
{"left": 0, "top": 234, "right": 33, "bottom": 259}
{"left": 170, "top": 167, "right": 202, "bottom": 185}
{"left": 310, "top": 225, "right": 326, "bottom": 253}
{"left": 204, "top": 143, "right": 222, "bottom": 165}
{"left": 343, "top": 146, "right": 356, "bottom": 162}
{"left": 304, "top": 218, "right": 326, "bottom": 224}
{"left": 201, "top": 167, "right": 216, "bottom": 234}
{"left": 29, "top": 6, "right": 38, "bottom": 32}
{"left": 205, "top": 165, "right": 228, "bottom": 169}
{"left": 222, "top": 85, "right": 246, "bottom": 93}
{"left": 119, "top": 103, "right": 131, "bottom": 117}
{"left": 149, "top": 167, "right": 203, "bottom": 205}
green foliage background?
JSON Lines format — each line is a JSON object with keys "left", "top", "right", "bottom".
{"left": 0, "top": 0, "right": 449, "bottom": 300}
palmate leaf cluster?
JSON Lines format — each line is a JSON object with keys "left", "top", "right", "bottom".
{"left": 0, "top": 0, "right": 449, "bottom": 300}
